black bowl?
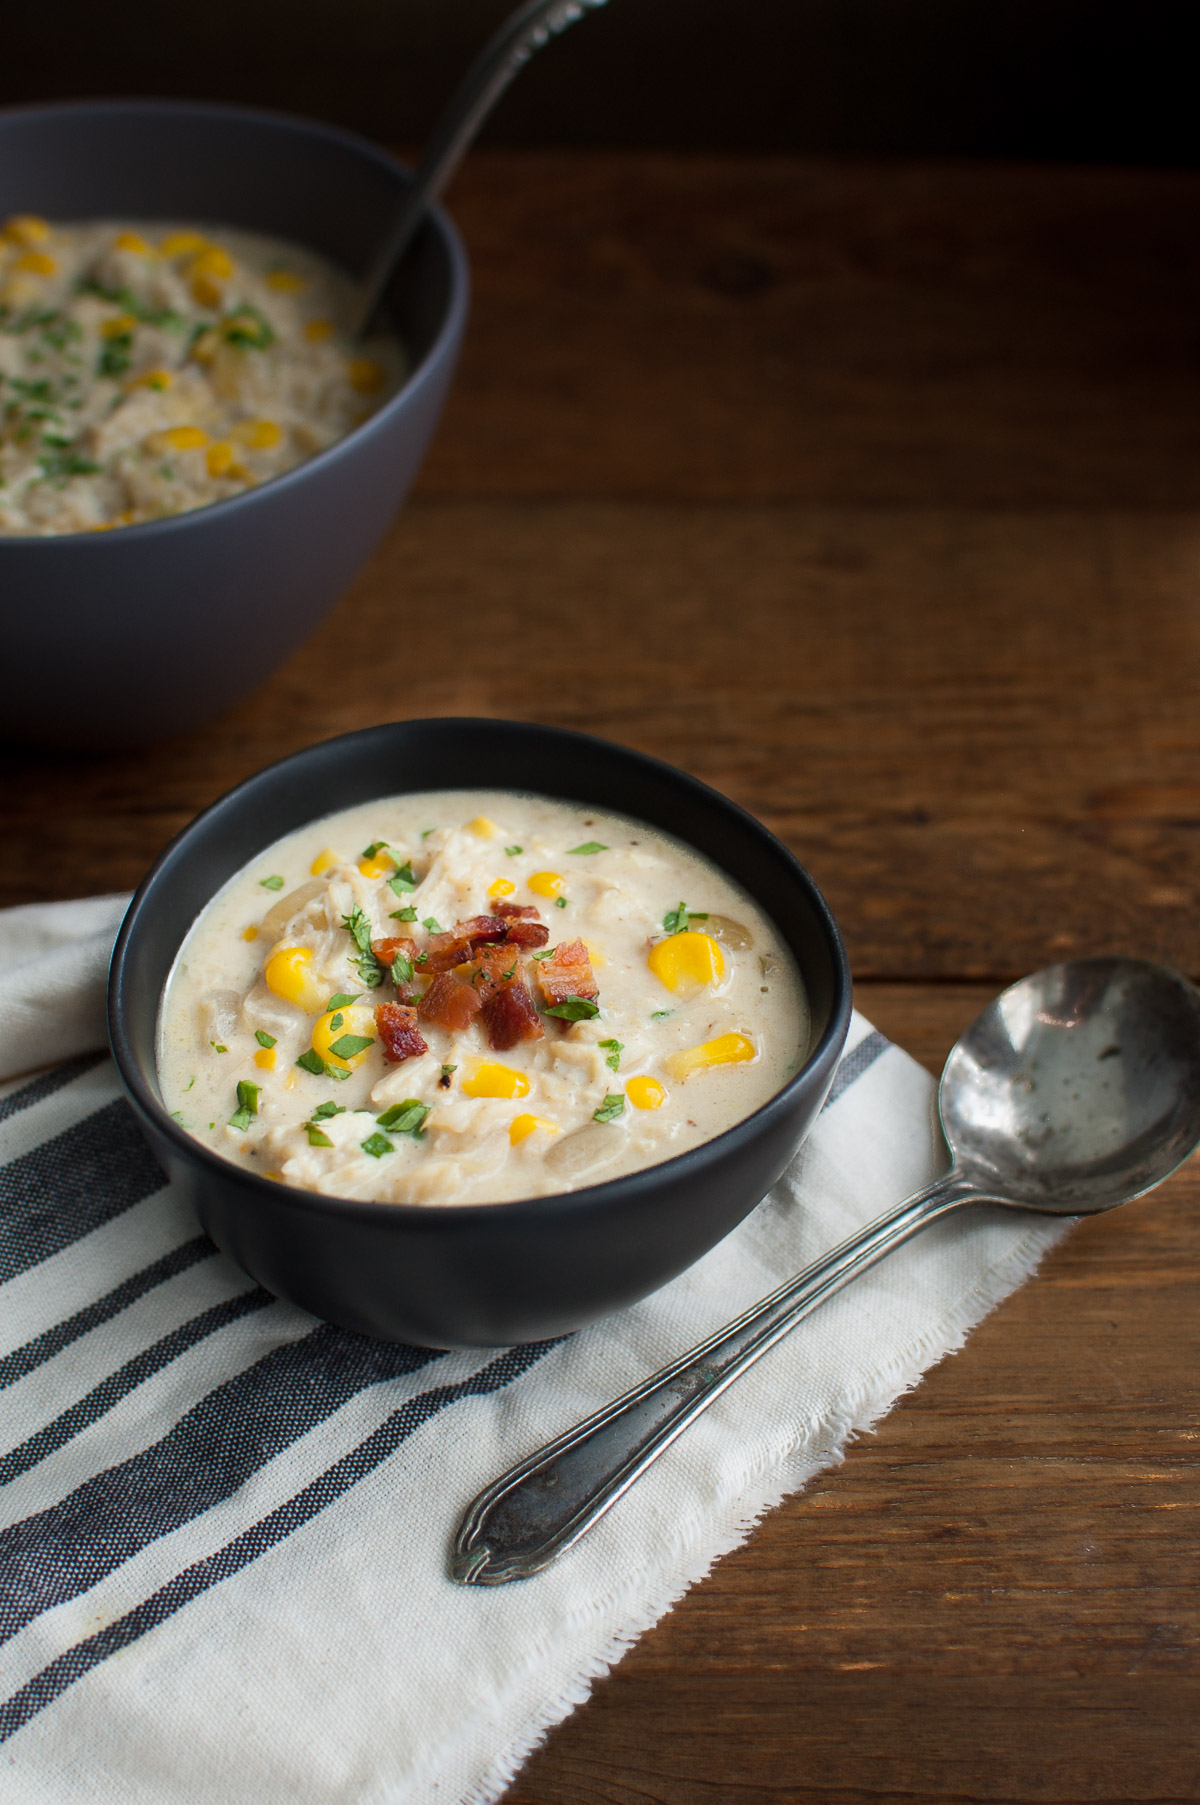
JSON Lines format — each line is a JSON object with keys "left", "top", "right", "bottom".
{"left": 109, "top": 720, "right": 852, "bottom": 1348}
{"left": 0, "top": 100, "right": 469, "bottom": 749}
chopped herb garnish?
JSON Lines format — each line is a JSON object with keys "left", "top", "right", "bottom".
{"left": 325, "top": 993, "right": 359, "bottom": 1011}
{"left": 36, "top": 444, "right": 101, "bottom": 486}
{"left": 598, "top": 1038, "right": 623, "bottom": 1071}
{"left": 416, "top": 950, "right": 429, "bottom": 966}
{"left": 329, "top": 1033, "right": 374, "bottom": 1061}
{"left": 375, "top": 1099, "right": 430, "bottom": 1137}
{"left": 422, "top": 916, "right": 443, "bottom": 934}
{"left": 259, "top": 875, "right": 284, "bottom": 890}
{"left": 555, "top": 896, "right": 568, "bottom": 909}
{"left": 328, "top": 1012, "right": 345, "bottom": 1033}
{"left": 228, "top": 1080, "right": 260, "bottom": 1132}
{"left": 663, "top": 903, "right": 709, "bottom": 936}
{"left": 531, "top": 948, "right": 553, "bottom": 961}
{"left": 96, "top": 332, "right": 133, "bottom": 379}
{"left": 305, "top": 1124, "right": 334, "bottom": 1148}
{"left": 593, "top": 1094, "right": 626, "bottom": 1124}
{"left": 441, "top": 1063, "right": 457, "bottom": 1080}
{"left": 651, "top": 1010, "right": 672, "bottom": 1020}
{"left": 311, "top": 1101, "right": 346, "bottom": 1121}
{"left": 545, "top": 996, "right": 600, "bottom": 1021}
{"left": 254, "top": 1030, "right": 276, "bottom": 1049}
{"left": 420, "top": 828, "right": 436, "bottom": 840}
{"left": 360, "top": 1132, "right": 394, "bottom": 1159}
{"left": 170, "top": 1110, "right": 185, "bottom": 1126}
{"left": 295, "top": 1048, "right": 326, "bottom": 1076}
{"left": 568, "top": 842, "right": 608, "bottom": 855}
{"left": 390, "top": 905, "right": 418, "bottom": 923}
{"left": 184, "top": 1077, "right": 195, "bottom": 1092}
{"left": 326, "top": 1063, "right": 352, "bottom": 1082}
{"left": 505, "top": 845, "right": 523, "bottom": 857}
{"left": 361, "top": 840, "right": 389, "bottom": 860}
{"left": 391, "top": 953, "right": 413, "bottom": 986}
{"left": 388, "top": 862, "right": 417, "bottom": 895}
{"left": 340, "top": 906, "right": 383, "bottom": 988}
{"left": 209, "top": 1040, "right": 228, "bottom": 1053}
{"left": 222, "top": 304, "right": 275, "bottom": 350}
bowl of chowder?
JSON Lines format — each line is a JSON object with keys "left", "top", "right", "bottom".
{"left": 0, "top": 101, "right": 468, "bottom": 748}
{"left": 110, "top": 719, "right": 852, "bottom": 1348}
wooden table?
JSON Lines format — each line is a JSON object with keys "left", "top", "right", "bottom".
{"left": 6, "top": 152, "right": 1199, "bottom": 1801}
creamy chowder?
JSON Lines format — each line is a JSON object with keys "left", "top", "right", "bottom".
{"left": 0, "top": 213, "right": 403, "bottom": 535}
{"left": 158, "top": 793, "right": 810, "bottom": 1205}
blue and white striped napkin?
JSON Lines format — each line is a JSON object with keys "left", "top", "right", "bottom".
{"left": 0, "top": 898, "right": 1070, "bottom": 1804}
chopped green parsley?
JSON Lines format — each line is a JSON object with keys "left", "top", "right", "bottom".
{"left": 663, "top": 903, "right": 709, "bottom": 936}
{"left": 545, "top": 996, "right": 600, "bottom": 1021}
{"left": 328, "top": 1033, "right": 374, "bottom": 1061}
{"left": 568, "top": 842, "right": 608, "bottom": 855}
{"left": 593, "top": 1094, "right": 625, "bottom": 1124}
{"left": 254, "top": 1030, "right": 276, "bottom": 1049}
{"left": 360, "top": 1132, "right": 394, "bottom": 1159}
{"left": 228, "top": 1080, "right": 260, "bottom": 1132}
{"left": 259, "top": 875, "right": 285, "bottom": 891}
{"left": 375, "top": 1099, "right": 430, "bottom": 1137}
{"left": 598, "top": 1038, "right": 623, "bottom": 1071}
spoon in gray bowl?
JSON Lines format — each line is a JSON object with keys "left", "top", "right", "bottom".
{"left": 452, "top": 956, "right": 1200, "bottom": 1584}
{"left": 355, "top": 0, "right": 608, "bottom": 336}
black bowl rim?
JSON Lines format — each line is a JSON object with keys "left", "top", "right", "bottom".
{"left": 109, "top": 719, "right": 853, "bottom": 1231}
{"left": 0, "top": 96, "right": 470, "bottom": 551}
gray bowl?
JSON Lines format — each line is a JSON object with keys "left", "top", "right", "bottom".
{"left": 0, "top": 100, "right": 469, "bottom": 749}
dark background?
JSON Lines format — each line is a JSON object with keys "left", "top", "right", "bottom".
{"left": 3, "top": 0, "right": 1195, "bottom": 165}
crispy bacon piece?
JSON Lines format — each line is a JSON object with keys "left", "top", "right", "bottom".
{"left": 535, "top": 938, "right": 598, "bottom": 1006}
{"left": 504, "top": 919, "right": 549, "bottom": 949}
{"left": 494, "top": 901, "right": 542, "bottom": 920}
{"left": 418, "top": 973, "right": 484, "bottom": 1033}
{"left": 466, "top": 943, "right": 522, "bottom": 1000}
{"left": 375, "top": 1002, "right": 428, "bottom": 1064}
{"left": 372, "top": 936, "right": 416, "bottom": 968}
{"left": 482, "top": 979, "right": 544, "bottom": 1052}
{"left": 422, "top": 914, "right": 510, "bottom": 974}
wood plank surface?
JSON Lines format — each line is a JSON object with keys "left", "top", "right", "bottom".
{"left": 3, "top": 153, "right": 1198, "bottom": 1801}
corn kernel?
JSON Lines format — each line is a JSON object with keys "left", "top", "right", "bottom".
{"left": 664, "top": 1033, "right": 756, "bottom": 1083}
{"left": 582, "top": 939, "right": 606, "bottom": 967}
{"left": 626, "top": 1075, "right": 667, "bottom": 1110}
{"left": 206, "top": 440, "right": 235, "bottom": 477}
{"left": 191, "top": 273, "right": 223, "bottom": 308}
{"left": 358, "top": 855, "right": 392, "bottom": 879}
{"left": 242, "top": 926, "right": 258, "bottom": 942}
{"left": 528, "top": 871, "right": 565, "bottom": 899}
{"left": 154, "top": 425, "right": 210, "bottom": 453}
{"left": 510, "top": 1113, "right": 559, "bottom": 1145}
{"left": 232, "top": 418, "right": 283, "bottom": 450}
{"left": 264, "top": 945, "right": 326, "bottom": 1014}
{"left": 311, "top": 1003, "right": 377, "bottom": 1072}
{"left": 463, "top": 1062, "right": 530, "bottom": 1101}
{"left": 130, "top": 368, "right": 173, "bottom": 391}
{"left": 347, "top": 357, "right": 384, "bottom": 394}
{"left": 488, "top": 877, "right": 516, "bottom": 898}
{"left": 647, "top": 931, "right": 724, "bottom": 997}
{"left": 254, "top": 1047, "right": 276, "bottom": 1071}
{"left": 101, "top": 313, "right": 137, "bottom": 338}
{"left": 3, "top": 214, "right": 50, "bottom": 247}
{"left": 15, "top": 251, "right": 56, "bottom": 276}
{"left": 305, "top": 318, "right": 334, "bottom": 342}
{"left": 190, "top": 245, "right": 234, "bottom": 282}
{"left": 468, "top": 815, "right": 497, "bottom": 838}
{"left": 266, "top": 267, "right": 306, "bottom": 292}
{"left": 310, "top": 848, "right": 343, "bottom": 877}
{"left": 114, "top": 230, "right": 152, "bottom": 255}
{"left": 189, "top": 328, "right": 219, "bottom": 364}
{"left": 160, "top": 230, "right": 209, "bottom": 257}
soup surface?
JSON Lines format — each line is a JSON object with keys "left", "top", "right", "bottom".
{"left": 0, "top": 213, "right": 402, "bottom": 535}
{"left": 158, "top": 792, "right": 810, "bottom": 1206}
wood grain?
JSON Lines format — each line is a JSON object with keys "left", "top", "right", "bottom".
{"left": 3, "top": 153, "right": 1198, "bottom": 1802}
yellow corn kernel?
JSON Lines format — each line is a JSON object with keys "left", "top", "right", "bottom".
{"left": 664, "top": 1032, "right": 756, "bottom": 1083}
{"left": 160, "top": 230, "right": 209, "bottom": 257}
{"left": 310, "top": 847, "right": 343, "bottom": 877}
{"left": 509, "top": 1113, "right": 559, "bottom": 1145}
{"left": 284, "top": 1070, "right": 296, "bottom": 1091}
{"left": 114, "top": 230, "right": 152, "bottom": 255}
{"left": 582, "top": 939, "right": 606, "bottom": 967}
{"left": 463, "top": 1063, "right": 530, "bottom": 1101}
{"left": 131, "top": 368, "right": 173, "bottom": 391}
{"left": 311, "top": 1003, "right": 377, "bottom": 1072}
{"left": 3, "top": 213, "right": 50, "bottom": 246}
{"left": 264, "top": 945, "right": 326, "bottom": 1014}
{"left": 488, "top": 877, "right": 516, "bottom": 899}
{"left": 0, "top": 275, "right": 37, "bottom": 309}
{"left": 264, "top": 1170, "right": 283, "bottom": 1181}
{"left": 190, "top": 245, "right": 234, "bottom": 282}
{"left": 626, "top": 1075, "right": 667, "bottom": 1110}
{"left": 347, "top": 357, "right": 384, "bottom": 395}
{"left": 358, "top": 855, "right": 393, "bottom": 879}
{"left": 206, "top": 440, "right": 235, "bottom": 477}
{"left": 254, "top": 1047, "right": 276, "bottom": 1071}
{"left": 15, "top": 250, "right": 56, "bottom": 276}
{"left": 155, "top": 425, "right": 210, "bottom": 453}
{"left": 242, "top": 926, "right": 258, "bottom": 942}
{"left": 191, "top": 274, "right": 222, "bottom": 308}
{"left": 266, "top": 267, "right": 306, "bottom": 292}
{"left": 232, "top": 418, "right": 282, "bottom": 450}
{"left": 468, "top": 815, "right": 497, "bottom": 839}
{"left": 647, "top": 931, "right": 724, "bottom": 997}
{"left": 528, "top": 871, "right": 565, "bottom": 900}
{"left": 305, "top": 318, "right": 334, "bottom": 342}
{"left": 101, "top": 313, "right": 137, "bottom": 338}
{"left": 189, "top": 328, "right": 219, "bottom": 364}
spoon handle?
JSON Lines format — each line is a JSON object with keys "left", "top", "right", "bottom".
{"left": 452, "top": 1173, "right": 972, "bottom": 1584}
{"left": 356, "top": 0, "right": 608, "bottom": 334}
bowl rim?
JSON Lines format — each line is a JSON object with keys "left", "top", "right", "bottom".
{"left": 109, "top": 718, "right": 853, "bottom": 1229}
{"left": 0, "top": 96, "right": 470, "bottom": 551}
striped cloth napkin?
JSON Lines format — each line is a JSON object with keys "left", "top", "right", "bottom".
{"left": 0, "top": 897, "right": 1071, "bottom": 1804}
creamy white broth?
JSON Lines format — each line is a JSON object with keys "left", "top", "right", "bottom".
{"left": 157, "top": 792, "right": 809, "bottom": 1205}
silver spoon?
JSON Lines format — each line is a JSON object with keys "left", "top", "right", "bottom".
{"left": 355, "top": 0, "right": 608, "bottom": 336}
{"left": 452, "top": 956, "right": 1200, "bottom": 1584}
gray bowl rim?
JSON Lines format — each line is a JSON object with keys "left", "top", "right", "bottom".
{"left": 0, "top": 95, "right": 470, "bottom": 550}
{"left": 108, "top": 718, "right": 853, "bottom": 1232}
